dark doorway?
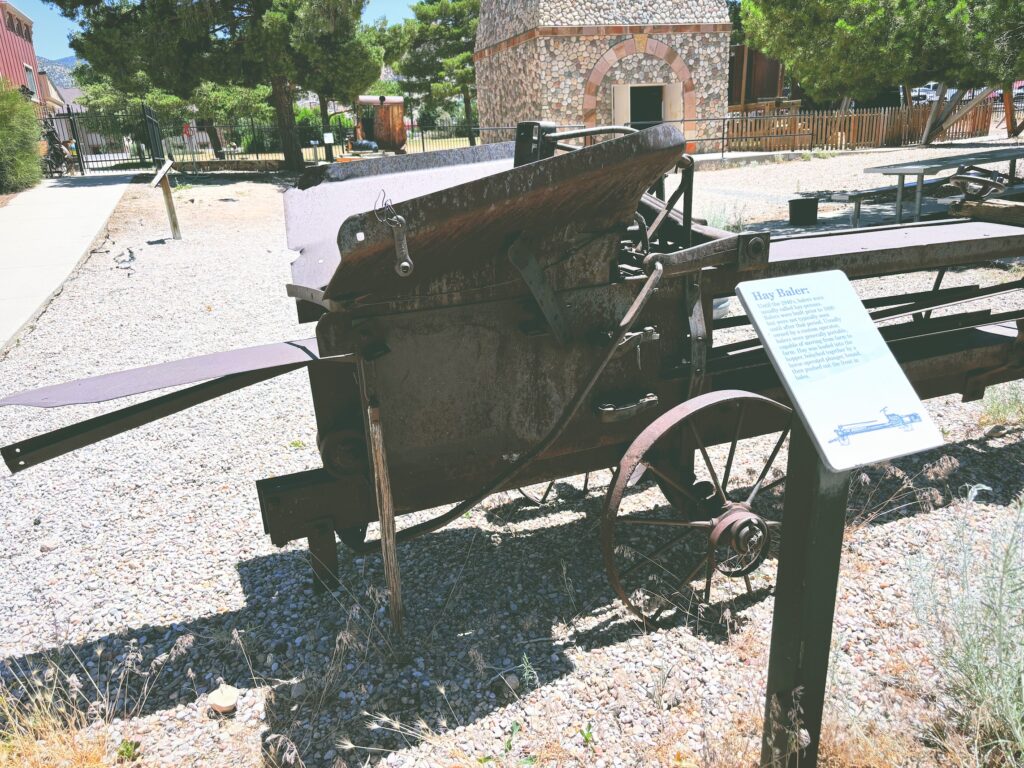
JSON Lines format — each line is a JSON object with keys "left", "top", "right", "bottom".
{"left": 630, "top": 85, "right": 664, "bottom": 129}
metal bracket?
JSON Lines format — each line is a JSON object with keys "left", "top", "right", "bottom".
{"left": 509, "top": 236, "right": 570, "bottom": 344}
{"left": 685, "top": 279, "right": 707, "bottom": 399}
{"left": 737, "top": 231, "right": 770, "bottom": 271}
{"left": 597, "top": 393, "right": 659, "bottom": 423}
{"left": 613, "top": 326, "right": 660, "bottom": 358}
{"left": 390, "top": 215, "right": 414, "bottom": 277}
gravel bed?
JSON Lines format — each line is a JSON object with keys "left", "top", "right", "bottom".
{"left": 0, "top": 163, "right": 1022, "bottom": 767}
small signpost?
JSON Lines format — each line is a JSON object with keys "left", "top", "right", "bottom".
{"left": 150, "top": 159, "right": 181, "bottom": 241}
{"left": 736, "top": 270, "right": 942, "bottom": 766}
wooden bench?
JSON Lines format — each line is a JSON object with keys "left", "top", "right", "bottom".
{"left": 832, "top": 178, "right": 948, "bottom": 227}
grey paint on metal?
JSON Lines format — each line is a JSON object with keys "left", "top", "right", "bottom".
{"left": 864, "top": 147, "right": 1024, "bottom": 176}
{"left": 285, "top": 147, "right": 516, "bottom": 292}
{"left": 768, "top": 219, "right": 1023, "bottom": 262}
{"left": 0, "top": 338, "right": 320, "bottom": 408}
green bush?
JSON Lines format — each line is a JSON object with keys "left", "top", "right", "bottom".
{"left": 0, "top": 80, "right": 43, "bottom": 194}
{"left": 916, "top": 491, "right": 1024, "bottom": 765}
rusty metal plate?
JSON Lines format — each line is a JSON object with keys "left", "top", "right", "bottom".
{"left": 286, "top": 144, "right": 517, "bottom": 295}
{"left": 323, "top": 124, "right": 687, "bottom": 304}
{"left": 0, "top": 338, "right": 320, "bottom": 408}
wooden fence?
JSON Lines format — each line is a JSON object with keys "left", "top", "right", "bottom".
{"left": 723, "top": 102, "right": 993, "bottom": 152}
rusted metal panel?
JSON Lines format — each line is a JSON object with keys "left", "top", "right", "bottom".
{"left": 0, "top": 338, "right": 320, "bottom": 407}
{"left": 286, "top": 144, "right": 516, "bottom": 299}
{"left": 322, "top": 125, "right": 687, "bottom": 306}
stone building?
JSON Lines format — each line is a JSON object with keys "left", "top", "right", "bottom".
{"left": 474, "top": 0, "right": 730, "bottom": 140}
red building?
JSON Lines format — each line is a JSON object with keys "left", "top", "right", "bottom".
{"left": 0, "top": 0, "right": 55, "bottom": 112}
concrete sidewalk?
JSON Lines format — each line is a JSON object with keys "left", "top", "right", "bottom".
{"left": 0, "top": 174, "right": 135, "bottom": 348}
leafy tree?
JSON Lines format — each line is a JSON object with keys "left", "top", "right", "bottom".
{"left": 399, "top": 0, "right": 478, "bottom": 141}
{"left": 59, "top": 0, "right": 368, "bottom": 169}
{"left": 75, "top": 66, "right": 273, "bottom": 125}
{"left": 367, "top": 17, "right": 412, "bottom": 66}
{"left": 743, "top": 0, "right": 1022, "bottom": 103}
{"left": 0, "top": 80, "right": 43, "bottom": 193}
{"left": 366, "top": 78, "right": 404, "bottom": 97}
{"left": 291, "top": 1, "right": 383, "bottom": 157}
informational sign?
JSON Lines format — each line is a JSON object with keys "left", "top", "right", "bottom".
{"left": 736, "top": 270, "right": 942, "bottom": 472}
{"left": 322, "top": 132, "right": 334, "bottom": 145}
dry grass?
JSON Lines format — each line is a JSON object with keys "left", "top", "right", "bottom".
{"left": 649, "top": 705, "right": 937, "bottom": 768}
{"left": 0, "top": 668, "right": 109, "bottom": 768}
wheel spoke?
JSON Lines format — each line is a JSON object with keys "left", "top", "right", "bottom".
{"left": 746, "top": 427, "right": 790, "bottom": 504}
{"left": 617, "top": 531, "right": 693, "bottom": 579}
{"left": 620, "top": 516, "right": 709, "bottom": 528}
{"left": 644, "top": 459, "right": 705, "bottom": 509}
{"left": 720, "top": 401, "right": 747, "bottom": 497}
{"left": 689, "top": 421, "right": 727, "bottom": 504}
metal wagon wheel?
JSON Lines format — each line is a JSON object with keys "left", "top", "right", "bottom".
{"left": 601, "top": 390, "right": 792, "bottom": 625}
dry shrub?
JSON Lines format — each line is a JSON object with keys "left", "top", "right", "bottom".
{"left": 0, "top": 668, "right": 109, "bottom": 768}
{"left": 650, "top": 698, "right": 936, "bottom": 768}
{"left": 846, "top": 459, "right": 952, "bottom": 530}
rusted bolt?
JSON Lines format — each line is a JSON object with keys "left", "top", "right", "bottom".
{"left": 747, "top": 237, "right": 766, "bottom": 259}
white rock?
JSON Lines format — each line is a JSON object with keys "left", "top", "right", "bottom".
{"left": 208, "top": 684, "right": 239, "bottom": 714}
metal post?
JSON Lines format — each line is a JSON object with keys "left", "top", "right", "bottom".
{"left": 761, "top": 419, "right": 851, "bottom": 767}
{"left": 420, "top": 119, "right": 426, "bottom": 153}
{"left": 68, "top": 111, "right": 86, "bottom": 175}
{"left": 681, "top": 159, "right": 694, "bottom": 248}
{"left": 721, "top": 117, "right": 727, "bottom": 158}
{"left": 914, "top": 173, "right": 925, "bottom": 222}
{"left": 895, "top": 174, "right": 905, "bottom": 224}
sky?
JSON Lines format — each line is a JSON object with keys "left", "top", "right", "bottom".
{"left": 16, "top": 0, "right": 415, "bottom": 60}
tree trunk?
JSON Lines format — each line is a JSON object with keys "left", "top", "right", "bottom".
{"left": 318, "top": 94, "right": 333, "bottom": 163}
{"left": 271, "top": 75, "right": 303, "bottom": 171}
{"left": 197, "top": 117, "right": 224, "bottom": 160}
{"left": 462, "top": 85, "right": 476, "bottom": 147}
{"left": 902, "top": 82, "right": 912, "bottom": 107}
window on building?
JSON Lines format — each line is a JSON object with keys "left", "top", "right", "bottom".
{"left": 15, "top": 18, "right": 22, "bottom": 35}
{"left": 5, "top": 13, "right": 13, "bottom": 31}
{"left": 24, "top": 25, "right": 31, "bottom": 41}
{"left": 24, "top": 65, "right": 36, "bottom": 96}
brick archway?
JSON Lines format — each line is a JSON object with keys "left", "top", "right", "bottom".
{"left": 582, "top": 35, "right": 697, "bottom": 127}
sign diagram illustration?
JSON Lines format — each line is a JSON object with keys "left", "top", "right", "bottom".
{"left": 829, "top": 408, "right": 923, "bottom": 446}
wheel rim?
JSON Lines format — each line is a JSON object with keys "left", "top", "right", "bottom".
{"left": 602, "top": 390, "right": 792, "bottom": 625}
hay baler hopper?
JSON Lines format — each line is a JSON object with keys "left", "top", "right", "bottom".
{"left": 4, "top": 123, "right": 1024, "bottom": 626}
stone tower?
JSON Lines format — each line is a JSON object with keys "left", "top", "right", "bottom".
{"left": 474, "top": 0, "right": 730, "bottom": 139}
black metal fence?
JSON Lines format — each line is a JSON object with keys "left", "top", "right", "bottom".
{"left": 43, "top": 109, "right": 157, "bottom": 174}
{"left": 50, "top": 106, "right": 973, "bottom": 176}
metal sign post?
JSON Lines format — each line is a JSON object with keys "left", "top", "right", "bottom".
{"left": 737, "top": 271, "right": 944, "bottom": 766}
{"left": 760, "top": 418, "right": 850, "bottom": 765}
{"left": 150, "top": 159, "right": 181, "bottom": 240}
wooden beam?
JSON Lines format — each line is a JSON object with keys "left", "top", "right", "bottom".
{"left": 368, "top": 405, "right": 403, "bottom": 634}
{"left": 1003, "top": 83, "right": 1018, "bottom": 137}
{"left": 938, "top": 87, "right": 994, "bottom": 135}
{"left": 927, "top": 87, "right": 967, "bottom": 142}
{"left": 920, "top": 82, "right": 947, "bottom": 144}
{"left": 739, "top": 45, "right": 749, "bottom": 108}
{"left": 950, "top": 198, "right": 1024, "bottom": 227}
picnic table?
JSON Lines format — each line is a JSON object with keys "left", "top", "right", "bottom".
{"left": 865, "top": 146, "right": 1024, "bottom": 224}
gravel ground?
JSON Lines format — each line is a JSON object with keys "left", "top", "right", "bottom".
{"left": 0, "top": 158, "right": 1023, "bottom": 767}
